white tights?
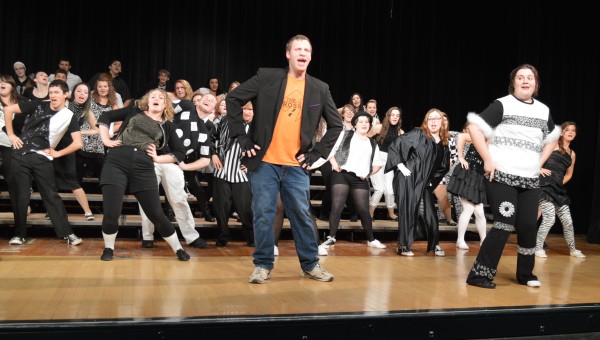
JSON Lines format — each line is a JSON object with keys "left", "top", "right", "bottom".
{"left": 456, "top": 197, "right": 487, "bottom": 244}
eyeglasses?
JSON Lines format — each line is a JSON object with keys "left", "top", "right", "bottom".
{"left": 427, "top": 117, "right": 442, "bottom": 122}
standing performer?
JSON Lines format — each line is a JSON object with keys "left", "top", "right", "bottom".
{"left": 97, "top": 89, "right": 190, "bottom": 261}
{"left": 227, "top": 34, "right": 343, "bottom": 284}
{"left": 385, "top": 108, "right": 449, "bottom": 257}
{"left": 3, "top": 80, "right": 84, "bottom": 246}
{"left": 446, "top": 124, "right": 488, "bottom": 250}
{"left": 466, "top": 64, "right": 559, "bottom": 289}
{"left": 535, "top": 122, "right": 585, "bottom": 258}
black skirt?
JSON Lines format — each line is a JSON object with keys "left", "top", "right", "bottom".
{"left": 446, "top": 165, "right": 487, "bottom": 205}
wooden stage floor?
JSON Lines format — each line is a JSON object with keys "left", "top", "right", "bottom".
{"left": 0, "top": 232, "right": 599, "bottom": 339}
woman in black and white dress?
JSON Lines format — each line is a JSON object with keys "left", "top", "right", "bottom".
{"left": 446, "top": 124, "right": 488, "bottom": 250}
{"left": 369, "top": 106, "right": 404, "bottom": 221}
{"left": 535, "top": 122, "right": 585, "bottom": 258}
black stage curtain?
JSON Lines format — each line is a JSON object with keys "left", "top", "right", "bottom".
{"left": 1, "top": 1, "right": 598, "bottom": 237}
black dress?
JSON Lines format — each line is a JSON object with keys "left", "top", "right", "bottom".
{"left": 446, "top": 144, "right": 488, "bottom": 205}
{"left": 385, "top": 128, "right": 447, "bottom": 251}
{"left": 539, "top": 150, "right": 572, "bottom": 206}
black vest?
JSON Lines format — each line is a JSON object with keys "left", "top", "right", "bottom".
{"left": 334, "top": 130, "right": 377, "bottom": 177}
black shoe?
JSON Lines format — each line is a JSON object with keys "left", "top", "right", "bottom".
{"left": 216, "top": 239, "right": 228, "bottom": 247}
{"left": 190, "top": 237, "right": 207, "bottom": 249}
{"left": 466, "top": 278, "right": 496, "bottom": 289}
{"left": 204, "top": 214, "right": 216, "bottom": 222}
{"left": 396, "top": 244, "right": 414, "bottom": 256}
{"left": 141, "top": 240, "right": 154, "bottom": 248}
{"left": 176, "top": 249, "right": 190, "bottom": 261}
{"left": 246, "top": 240, "right": 255, "bottom": 247}
{"left": 101, "top": 248, "right": 114, "bottom": 261}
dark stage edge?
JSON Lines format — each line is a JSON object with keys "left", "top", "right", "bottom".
{"left": 1, "top": 303, "right": 599, "bottom": 339}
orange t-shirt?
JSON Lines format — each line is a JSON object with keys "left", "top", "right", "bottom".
{"left": 263, "top": 75, "right": 304, "bottom": 166}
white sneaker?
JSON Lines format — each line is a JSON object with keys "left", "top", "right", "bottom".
{"left": 9, "top": 237, "right": 25, "bottom": 245}
{"left": 526, "top": 280, "right": 542, "bottom": 288}
{"left": 249, "top": 267, "right": 271, "bottom": 284}
{"left": 535, "top": 249, "right": 547, "bottom": 258}
{"left": 398, "top": 245, "right": 414, "bottom": 256}
{"left": 64, "top": 233, "right": 83, "bottom": 245}
{"left": 301, "top": 264, "right": 334, "bottom": 282}
{"left": 401, "top": 250, "right": 414, "bottom": 256}
{"left": 274, "top": 245, "right": 279, "bottom": 256}
{"left": 570, "top": 249, "right": 586, "bottom": 258}
{"left": 321, "top": 236, "right": 336, "bottom": 249}
{"left": 456, "top": 241, "right": 469, "bottom": 250}
{"left": 318, "top": 245, "right": 328, "bottom": 256}
{"left": 367, "top": 239, "right": 386, "bottom": 249}
{"left": 434, "top": 245, "right": 446, "bottom": 257}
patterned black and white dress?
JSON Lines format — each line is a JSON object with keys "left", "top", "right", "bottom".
{"left": 447, "top": 143, "right": 487, "bottom": 205}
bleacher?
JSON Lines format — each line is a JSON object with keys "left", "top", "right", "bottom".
{"left": 0, "top": 172, "right": 483, "bottom": 242}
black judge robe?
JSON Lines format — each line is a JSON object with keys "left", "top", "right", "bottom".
{"left": 384, "top": 128, "right": 448, "bottom": 252}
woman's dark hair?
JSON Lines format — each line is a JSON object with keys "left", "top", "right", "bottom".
{"left": 376, "top": 106, "right": 402, "bottom": 145}
{"left": 351, "top": 111, "right": 373, "bottom": 127}
{"left": 508, "top": 64, "right": 540, "bottom": 97}
{"left": 558, "top": 121, "right": 576, "bottom": 154}
{"left": 0, "top": 74, "right": 20, "bottom": 105}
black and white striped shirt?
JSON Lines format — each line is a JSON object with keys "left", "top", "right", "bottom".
{"left": 213, "top": 117, "right": 248, "bottom": 183}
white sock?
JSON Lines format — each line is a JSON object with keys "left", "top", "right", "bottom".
{"left": 102, "top": 232, "right": 117, "bottom": 249}
{"left": 163, "top": 233, "right": 183, "bottom": 253}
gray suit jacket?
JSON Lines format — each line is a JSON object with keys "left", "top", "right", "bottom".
{"left": 227, "top": 67, "right": 343, "bottom": 171}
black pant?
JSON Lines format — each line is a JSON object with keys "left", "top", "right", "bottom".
{"left": 11, "top": 152, "right": 74, "bottom": 238}
{"left": 212, "top": 177, "right": 253, "bottom": 242}
{"left": 0, "top": 146, "right": 18, "bottom": 216}
{"left": 184, "top": 171, "right": 212, "bottom": 214}
{"left": 468, "top": 181, "right": 540, "bottom": 284}
{"left": 102, "top": 185, "right": 175, "bottom": 236}
{"left": 100, "top": 147, "right": 176, "bottom": 237}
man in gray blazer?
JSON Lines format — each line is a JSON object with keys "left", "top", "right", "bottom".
{"left": 227, "top": 34, "right": 343, "bottom": 284}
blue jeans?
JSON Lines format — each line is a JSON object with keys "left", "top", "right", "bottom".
{"left": 248, "top": 162, "right": 319, "bottom": 271}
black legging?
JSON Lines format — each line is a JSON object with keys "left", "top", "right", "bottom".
{"left": 319, "top": 163, "right": 356, "bottom": 219}
{"left": 102, "top": 185, "right": 176, "bottom": 237}
{"left": 328, "top": 171, "right": 374, "bottom": 241}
